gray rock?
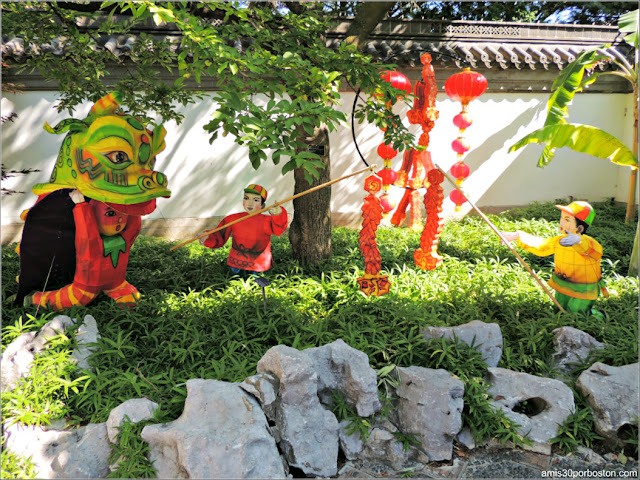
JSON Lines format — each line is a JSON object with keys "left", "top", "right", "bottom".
{"left": 33, "top": 315, "right": 76, "bottom": 351}
{"left": 423, "top": 320, "right": 503, "bottom": 367}
{"left": 576, "top": 362, "right": 639, "bottom": 446}
{"left": 141, "top": 378, "right": 286, "bottom": 479}
{"left": 551, "top": 327, "right": 605, "bottom": 375}
{"left": 72, "top": 315, "right": 100, "bottom": 370}
{"left": 338, "top": 420, "right": 365, "bottom": 460}
{"left": 1, "top": 331, "right": 37, "bottom": 391}
{"left": 305, "top": 338, "right": 382, "bottom": 417}
{"left": 258, "top": 344, "right": 339, "bottom": 477}
{"left": 486, "top": 367, "right": 575, "bottom": 455}
{"left": 394, "top": 366, "right": 465, "bottom": 461}
{"left": 360, "top": 426, "right": 410, "bottom": 470}
{"left": 239, "top": 372, "right": 279, "bottom": 422}
{"left": 3, "top": 421, "right": 111, "bottom": 479}
{"left": 106, "top": 398, "right": 159, "bottom": 443}
{"left": 1, "top": 314, "right": 100, "bottom": 391}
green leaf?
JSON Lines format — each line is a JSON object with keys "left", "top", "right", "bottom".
{"left": 545, "top": 49, "right": 600, "bottom": 127}
{"left": 509, "top": 123, "right": 638, "bottom": 168}
{"left": 618, "top": 10, "right": 639, "bottom": 48}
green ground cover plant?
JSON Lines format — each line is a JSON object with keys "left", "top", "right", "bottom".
{"left": 1, "top": 201, "right": 638, "bottom": 478}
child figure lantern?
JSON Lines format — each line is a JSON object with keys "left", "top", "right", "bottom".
{"left": 14, "top": 92, "right": 171, "bottom": 310}
{"left": 444, "top": 68, "right": 487, "bottom": 211}
{"left": 200, "top": 184, "right": 288, "bottom": 276}
{"left": 501, "top": 201, "right": 608, "bottom": 315}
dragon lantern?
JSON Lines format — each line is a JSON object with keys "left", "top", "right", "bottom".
{"left": 13, "top": 92, "right": 171, "bottom": 310}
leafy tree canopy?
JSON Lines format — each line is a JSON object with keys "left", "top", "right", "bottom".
{"left": 1, "top": 1, "right": 416, "bottom": 181}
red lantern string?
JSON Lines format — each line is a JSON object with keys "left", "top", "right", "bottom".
{"left": 357, "top": 174, "right": 390, "bottom": 296}
{"left": 376, "top": 70, "right": 410, "bottom": 219}
{"left": 414, "top": 169, "right": 445, "bottom": 270}
{"left": 444, "top": 68, "right": 487, "bottom": 211}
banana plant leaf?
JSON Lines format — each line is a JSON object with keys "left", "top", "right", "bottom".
{"left": 509, "top": 123, "right": 638, "bottom": 168}
{"left": 545, "top": 49, "right": 604, "bottom": 127}
{"left": 619, "top": 9, "right": 639, "bottom": 48}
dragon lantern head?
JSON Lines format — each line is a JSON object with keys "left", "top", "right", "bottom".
{"left": 32, "top": 92, "right": 171, "bottom": 206}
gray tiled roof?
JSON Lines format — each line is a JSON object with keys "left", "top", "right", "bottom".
{"left": 327, "top": 19, "right": 633, "bottom": 72}
{"left": 2, "top": 18, "right": 634, "bottom": 93}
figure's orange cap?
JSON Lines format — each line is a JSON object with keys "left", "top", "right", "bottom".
{"left": 555, "top": 201, "right": 595, "bottom": 225}
{"left": 245, "top": 184, "right": 267, "bottom": 201}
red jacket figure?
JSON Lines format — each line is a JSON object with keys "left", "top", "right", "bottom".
{"left": 202, "top": 184, "right": 288, "bottom": 274}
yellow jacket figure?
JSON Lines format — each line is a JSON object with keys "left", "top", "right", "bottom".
{"left": 502, "top": 201, "right": 607, "bottom": 314}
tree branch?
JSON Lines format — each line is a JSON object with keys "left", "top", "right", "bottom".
{"left": 344, "top": 2, "right": 395, "bottom": 51}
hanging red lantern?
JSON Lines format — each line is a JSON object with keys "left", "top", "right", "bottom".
{"left": 379, "top": 194, "right": 396, "bottom": 213}
{"left": 450, "top": 161, "right": 470, "bottom": 181}
{"left": 449, "top": 189, "right": 466, "bottom": 207}
{"left": 377, "top": 143, "right": 397, "bottom": 160}
{"left": 451, "top": 137, "right": 470, "bottom": 154}
{"left": 377, "top": 168, "right": 398, "bottom": 186}
{"left": 380, "top": 71, "right": 412, "bottom": 94}
{"left": 445, "top": 68, "right": 487, "bottom": 211}
{"left": 445, "top": 68, "right": 488, "bottom": 106}
{"left": 453, "top": 113, "right": 473, "bottom": 130}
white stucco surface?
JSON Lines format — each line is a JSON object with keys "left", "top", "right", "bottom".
{"left": 1, "top": 90, "right": 635, "bottom": 235}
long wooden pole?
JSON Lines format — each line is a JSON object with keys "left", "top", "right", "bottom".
{"left": 435, "top": 165, "right": 567, "bottom": 313}
{"left": 170, "top": 164, "right": 377, "bottom": 251}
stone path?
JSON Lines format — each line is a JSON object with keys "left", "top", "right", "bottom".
{"left": 338, "top": 447, "right": 639, "bottom": 479}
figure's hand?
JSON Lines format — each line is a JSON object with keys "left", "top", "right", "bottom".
{"left": 500, "top": 231, "right": 519, "bottom": 244}
{"left": 269, "top": 204, "right": 282, "bottom": 216}
{"left": 198, "top": 230, "right": 210, "bottom": 246}
{"left": 69, "top": 189, "right": 85, "bottom": 204}
{"left": 559, "top": 232, "right": 581, "bottom": 247}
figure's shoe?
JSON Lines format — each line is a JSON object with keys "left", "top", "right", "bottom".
{"left": 590, "top": 308, "right": 605, "bottom": 321}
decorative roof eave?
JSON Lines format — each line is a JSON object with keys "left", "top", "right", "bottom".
{"left": 2, "top": 18, "right": 634, "bottom": 94}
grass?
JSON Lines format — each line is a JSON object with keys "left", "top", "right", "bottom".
{"left": 1, "top": 200, "right": 638, "bottom": 477}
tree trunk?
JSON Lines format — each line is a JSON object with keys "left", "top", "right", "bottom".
{"left": 289, "top": 126, "right": 332, "bottom": 264}
{"left": 288, "top": 2, "right": 395, "bottom": 265}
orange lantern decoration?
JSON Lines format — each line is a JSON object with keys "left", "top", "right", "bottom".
{"left": 444, "top": 68, "right": 487, "bottom": 211}
{"left": 357, "top": 175, "right": 390, "bottom": 296}
{"left": 414, "top": 169, "right": 446, "bottom": 270}
{"left": 391, "top": 54, "right": 438, "bottom": 231}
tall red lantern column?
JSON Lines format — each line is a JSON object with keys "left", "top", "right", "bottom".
{"left": 357, "top": 175, "right": 390, "bottom": 296}
{"left": 377, "top": 71, "right": 411, "bottom": 220}
{"left": 444, "top": 68, "right": 487, "bottom": 211}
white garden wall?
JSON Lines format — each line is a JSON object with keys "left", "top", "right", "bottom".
{"left": 1, "top": 90, "right": 634, "bottom": 243}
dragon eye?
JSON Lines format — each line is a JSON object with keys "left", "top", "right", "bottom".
{"left": 105, "top": 151, "right": 130, "bottom": 164}
{"left": 105, "top": 210, "right": 116, "bottom": 217}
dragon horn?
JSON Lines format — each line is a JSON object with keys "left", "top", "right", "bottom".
{"left": 43, "top": 118, "right": 88, "bottom": 135}
{"left": 89, "top": 92, "right": 123, "bottom": 117}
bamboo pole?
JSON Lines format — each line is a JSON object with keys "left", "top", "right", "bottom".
{"left": 435, "top": 165, "right": 567, "bottom": 313}
{"left": 170, "top": 164, "right": 377, "bottom": 251}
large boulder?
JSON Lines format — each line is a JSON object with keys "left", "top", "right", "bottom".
{"left": 141, "top": 379, "right": 286, "bottom": 479}
{"left": 551, "top": 327, "right": 605, "bottom": 376}
{"left": 576, "top": 362, "right": 639, "bottom": 446}
{"left": 106, "top": 397, "right": 159, "bottom": 443}
{"left": 423, "top": 320, "right": 503, "bottom": 367}
{"left": 486, "top": 367, "right": 575, "bottom": 454}
{"left": 1, "top": 315, "right": 99, "bottom": 391}
{"left": 3, "top": 422, "right": 111, "bottom": 479}
{"left": 304, "top": 338, "right": 382, "bottom": 417}
{"left": 257, "top": 344, "right": 339, "bottom": 477}
{"left": 394, "top": 366, "right": 465, "bottom": 461}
